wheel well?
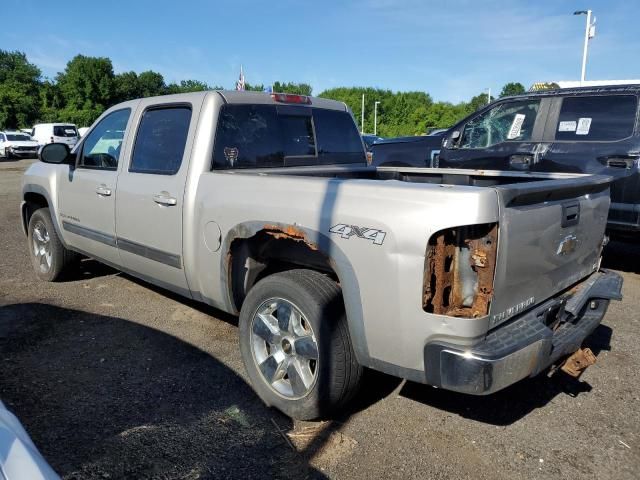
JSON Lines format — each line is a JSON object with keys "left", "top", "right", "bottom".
{"left": 228, "top": 226, "right": 337, "bottom": 312}
{"left": 22, "top": 192, "right": 49, "bottom": 233}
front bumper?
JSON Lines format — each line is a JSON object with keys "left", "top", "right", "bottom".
{"left": 8, "top": 148, "right": 38, "bottom": 158}
{"left": 424, "top": 270, "right": 623, "bottom": 395}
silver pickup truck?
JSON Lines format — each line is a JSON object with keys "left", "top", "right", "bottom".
{"left": 21, "top": 91, "right": 623, "bottom": 419}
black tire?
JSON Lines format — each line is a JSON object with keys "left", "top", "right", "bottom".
{"left": 27, "top": 207, "right": 77, "bottom": 281}
{"left": 239, "top": 269, "right": 362, "bottom": 420}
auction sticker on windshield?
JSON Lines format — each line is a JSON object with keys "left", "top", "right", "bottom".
{"left": 507, "top": 114, "right": 526, "bottom": 139}
{"left": 558, "top": 120, "right": 577, "bottom": 132}
{"left": 576, "top": 118, "right": 592, "bottom": 135}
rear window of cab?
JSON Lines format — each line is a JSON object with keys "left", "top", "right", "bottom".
{"left": 554, "top": 94, "right": 638, "bottom": 142}
{"left": 212, "top": 104, "right": 366, "bottom": 169}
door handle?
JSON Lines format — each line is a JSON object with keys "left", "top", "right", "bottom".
{"left": 153, "top": 192, "right": 177, "bottom": 206}
{"left": 509, "top": 154, "right": 533, "bottom": 170}
{"left": 598, "top": 154, "right": 640, "bottom": 169}
{"left": 561, "top": 201, "right": 580, "bottom": 228}
{"left": 95, "top": 185, "right": 112, "bottom": 196}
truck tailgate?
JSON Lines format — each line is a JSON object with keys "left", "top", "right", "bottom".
{"left": 488, "top": 174, "right": 612, "bottom": 329}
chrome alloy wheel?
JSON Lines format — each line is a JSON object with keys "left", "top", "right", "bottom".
{"left": 250, "top": 298, "right": 319, "bottom": 399}
{"left": 32, "top": 221, "right": 52, "bottom": 273}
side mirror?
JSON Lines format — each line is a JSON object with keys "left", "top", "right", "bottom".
{"left": 39, "top": 143, "right": 74, "bottom": 165}
{"left": 444, "top": 130, "right": 461, "bottom": 149}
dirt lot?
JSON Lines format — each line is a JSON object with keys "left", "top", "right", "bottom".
{"left": 1, "top": 158, "right": 639, "bottom": 479}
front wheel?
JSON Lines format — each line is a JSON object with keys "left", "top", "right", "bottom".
{"left": 27, "top": 208, "right": 77, "bottom": 281}
{"left": 239, "top": 269, "right": 362, "bottom": 420}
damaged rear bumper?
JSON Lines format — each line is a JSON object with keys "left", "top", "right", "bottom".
{"left": 424, "top": 269, "right": 623, "bottom": 395}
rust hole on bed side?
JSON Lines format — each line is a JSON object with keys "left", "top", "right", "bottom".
{"left": 262, "top": 224, "right": 319, "bottom": 250}
{"left": 423, "top": 223, "right": 498, "bottom": 318}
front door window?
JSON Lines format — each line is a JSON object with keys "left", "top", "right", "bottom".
{"left": 460, "top": 100, "right": 541, "bottom": 149}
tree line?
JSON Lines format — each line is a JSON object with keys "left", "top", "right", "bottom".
{"left": 0, "top": 49, "right": 526, "bottom": 136}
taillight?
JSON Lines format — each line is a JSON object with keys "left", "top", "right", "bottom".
{"left": 270, "top": 93, "right": 312, "bottom": 104}
{"left": 423, "top": 223, "right": 498, "bottom": 318}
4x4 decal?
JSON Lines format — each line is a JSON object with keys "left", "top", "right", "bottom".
{"left": 329, "top": 224, "right": 386, "bottom": 245}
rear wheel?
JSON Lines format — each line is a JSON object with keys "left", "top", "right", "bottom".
{"left": 239, "top": 269, "right": 362, "bottom": 420}
{"left": 27, "top": 208, "right": 77, "bottom": 281}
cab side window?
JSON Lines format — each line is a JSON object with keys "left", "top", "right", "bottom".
{"left": 554, "top": 95, "right": 638, "bottom": 141}
{"left": 79, "top": 109, "right": 131, "bottom": 170}
{"left": 460, "top": 100, "right": 540, "bottom": 149}
{"left": 129, "top": 106, "right": 191, "bottom": 175}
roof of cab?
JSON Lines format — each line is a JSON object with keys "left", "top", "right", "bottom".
{"left": 502, "top": 83, "right": 640, "bottom": 102}
{"left": 115, "top": 90, "right": 347, "bottom": 112}
{"left": 216, "top": 90, "right": 347, "bottom": 111}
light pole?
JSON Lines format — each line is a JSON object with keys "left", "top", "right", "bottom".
{"left": 574, "top": 10, "right": 596, "bottom": 85}
{"left": 374, "top": 101, "right": 381, "bottom": 136}
{"left": 361, "top": 94, "right": 365, "bottom": 133}
{"left": 485, "top": 87, "right": 491, "bottom": 105}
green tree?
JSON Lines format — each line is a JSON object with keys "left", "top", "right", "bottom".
{"left": 468, "top": 92, "right": 493, "bottom": 112}
{"left": 165, "top": 79, "right": 219, "bottom": 94}
{"left": 499, "top": 82, "right": 526, "bottom": 97}
{"left": 114, "top": 71, "right": 141, "bottom": 103}
{"left": 56, "top": 55, "right": 115, "bottom": 125}
{"left": 38, "top": 80, "right": 63, "bottom": 123}
{"left": 0, "top": 50, "right": 41, "bottom": 128}
{"left": 319, "top": 87, "right": 434, "bottom": 137}
{"left": 137, "top": 70, "right": 165, "bottom": 97}
{"left": 244, "top": 82, "right": 265, "bottom": 92}
{"left": 273, "top": 81, "right": 312, "bottom": 95}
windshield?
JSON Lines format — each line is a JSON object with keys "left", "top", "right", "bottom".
{"left": 212, "top": 105, "right": 366, "bottom": 169}
{"left": 53, "top": 126, "right": 78, "bottom": 137}
{"left": 6, "top": 134, "right": 31, "bottom": 141}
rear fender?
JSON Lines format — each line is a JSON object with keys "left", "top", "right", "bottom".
{"left": 221, "top": 221, "right": 370, "bottom": 365}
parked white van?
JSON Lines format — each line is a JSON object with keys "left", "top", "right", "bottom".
{"left": 31, "top": 123, "right": 79, "bottom": 148}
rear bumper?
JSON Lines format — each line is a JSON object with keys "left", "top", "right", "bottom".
{"left": 424, "top": 270, "right": 623, "bottom": 395}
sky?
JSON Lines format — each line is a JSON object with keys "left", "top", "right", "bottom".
{"left": 3, "top": 0, "right": 639, "bottom": 103}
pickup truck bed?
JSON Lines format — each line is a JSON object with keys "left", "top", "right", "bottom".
{"left": 21, "top": 91, "right": 623, "bottom": 418}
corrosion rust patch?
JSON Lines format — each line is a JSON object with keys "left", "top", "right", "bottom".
{"left": 423, "top": 230, "right": 457, "bottom": 314}
{"left": 262, "top": 224, "right": 318, "bottom": 250}
{"left": 560, "top": 347, "right": 597, "bottom": 378}
{"left": 423, "top": 223, "right": 498, "bottom": 318}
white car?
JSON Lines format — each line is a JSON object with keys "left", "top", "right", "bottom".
{"left": 0, "top": 400, "right": 59, "bottom": 479}
{"left": 31, "top": 123, "right": 79, "bottom": 148}
{"left": 0, "top": 131, "right": 39, "bottom": 159}
{"left": 77, "top": 127, "right": 90, "bottom": 137}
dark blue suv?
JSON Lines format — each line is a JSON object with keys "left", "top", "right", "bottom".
{"left": 438, "top": 85, "right": 640, "bottom": 232}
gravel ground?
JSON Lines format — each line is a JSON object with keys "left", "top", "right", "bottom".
{"left": 1, "top": 158, "right": 639, "bottom": 479}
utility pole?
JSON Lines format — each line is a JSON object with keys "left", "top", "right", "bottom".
{"left": 361, "top": 94, "right": 365, "bottom": 133}
{"left": 574, "top": 10, "right": 595, "bottom": 85}
{"left": 374, "top": 101, "right": 381, "bottom": 136}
